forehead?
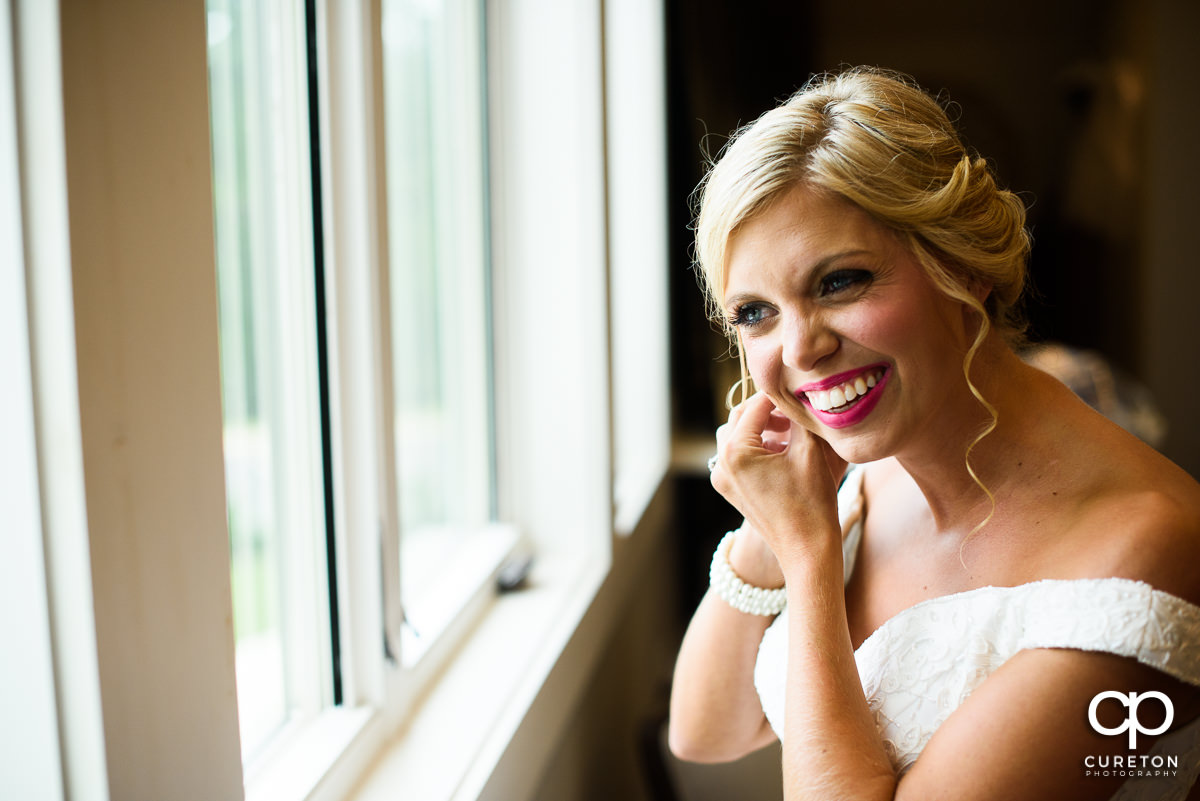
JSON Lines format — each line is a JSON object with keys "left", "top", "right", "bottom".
{"left": 724, "top": 185, "right": 895, "bottom": 295}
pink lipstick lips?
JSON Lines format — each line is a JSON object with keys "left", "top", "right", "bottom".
{"left": 795, "top": 364, "right": 890, "bottom": 429}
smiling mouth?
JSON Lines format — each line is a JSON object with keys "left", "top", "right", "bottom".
{"left": 802, "top": 367, "right": 887, "bottom": 413}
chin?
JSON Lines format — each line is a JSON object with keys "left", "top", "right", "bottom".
{"left": 823, "top": 429, "right": 891, "bottom": 467}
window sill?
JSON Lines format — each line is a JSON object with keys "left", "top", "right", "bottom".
{"left": 243, "top": 523, "right": 523, "bottom": 801}
{"left": 244, "top": 477, "right": 671, "bottom": 801}
{"left": 245, "top": 705, "right": 376, "bottom": 801}
{"left": 241, "top": 543, "right": 608, "bottom": 801}
{"left": 342, "top": 544, "right": 610, "bottom": 801}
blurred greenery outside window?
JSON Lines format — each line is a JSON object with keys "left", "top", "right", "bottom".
{"left": 207, "top": 0, "right": 333, "bottom": 764}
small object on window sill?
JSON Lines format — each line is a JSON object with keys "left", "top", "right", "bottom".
{"left": 496, "top": 553, "right": 534, "bottom": 593}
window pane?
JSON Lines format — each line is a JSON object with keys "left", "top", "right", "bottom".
{"left": 381, "top": 0, "right": 496, "bottom": 655}
{"left": 207, "top": 0, "right": 332, "bottom": 762}
{"left": 606, "top": 0, "right": 670, "bottom": 534}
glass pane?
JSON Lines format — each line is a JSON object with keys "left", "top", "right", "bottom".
{"left": 381, "top": 0, "right": 495, "bottom": 648}
{"left": 207, "top": 0, "right": 331, "bottom": 762}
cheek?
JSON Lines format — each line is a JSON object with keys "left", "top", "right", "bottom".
{"left": 742, "top": 338, "right": 779, "bottom": 388}
{"left": 841, "top": 298, "right": 913, "bottom": 350}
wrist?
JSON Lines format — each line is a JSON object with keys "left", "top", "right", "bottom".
{"left": 709, "top": 530, "right": 788, "bottom": 616}
{"left": 727, "top": 525, "right": 785, "bottom": 589}
{"left": 778, "top": 533, "right": 845, "bottom": 591}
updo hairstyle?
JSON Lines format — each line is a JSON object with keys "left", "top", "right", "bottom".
{"left": 695, "top": 67, "right": 1031, "bottom": 348}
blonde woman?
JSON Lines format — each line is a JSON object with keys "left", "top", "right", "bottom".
{"left": 669, "top": 67, "right": 1200, "bottom": 800}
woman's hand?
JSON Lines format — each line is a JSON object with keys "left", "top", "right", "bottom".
{"left": 710, "top": 392, "right": 847, "bottom": 569}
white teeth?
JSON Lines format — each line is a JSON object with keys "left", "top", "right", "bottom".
{"left": 806, "top": 368, "right": 884, "bottom": 413}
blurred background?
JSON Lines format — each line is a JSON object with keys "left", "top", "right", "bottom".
{"left": 668, "top": 0, "right": 1194, "bottom": 457}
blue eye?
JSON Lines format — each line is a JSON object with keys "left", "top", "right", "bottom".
{"left": 821, "top": 269, "right": 872, "bottom": 296}
{"left": 728, "top": 302, "right": 769, "bottom": 328}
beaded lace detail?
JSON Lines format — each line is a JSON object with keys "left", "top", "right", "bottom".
{"left": 753, "top": 466, "right": 1200, "bottom": 799}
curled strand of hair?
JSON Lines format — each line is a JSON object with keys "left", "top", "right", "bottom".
{"left": 959, "top": 305, "right": 999, "bottom": 566}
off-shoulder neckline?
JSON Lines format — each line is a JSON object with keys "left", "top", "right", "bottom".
{"left": 853, "top": 576, "right": 1198, "bottom": 651}
{"left": 840, "top": 464, "right": 1200, "bottom": 660}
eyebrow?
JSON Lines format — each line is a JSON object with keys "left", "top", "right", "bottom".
{"left": 723, "top": 248, "right": 873, "bottom": 309}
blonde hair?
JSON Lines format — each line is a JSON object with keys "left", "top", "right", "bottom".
{"left": 695, "top": 67, "right": 1031, "bottom": 539}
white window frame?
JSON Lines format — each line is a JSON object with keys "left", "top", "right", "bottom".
{"left": 23, "top": 0, "right": 670, "bottom": 797}
{"left": 207, "top": 0, "right": 341, "bottom": 768}
{"left": 1, "top": 1, "right": 65, "bottom": 794}
{"left": 273, "top": 2, "right": 670, "bottom": 798}
{"left": 606, "top": 0, "right": 671, "bottom": 536}
{"left": 295, "top": 3, "right": 619, "bottom": 796}
{"left": 6, "top": 1, "right": 122, "bottom": 799}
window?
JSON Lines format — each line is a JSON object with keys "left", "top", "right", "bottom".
{"left": 6, "top": 0, "right": 666, "bottom": 796}
{"left": 207, "top": 0, "right": 336, "bottom": 765}
{"left": 379, "top": 0, "right": 508, "bottom": 665}
{"left": 605, "top": 0, "right": 670, "bottom": 534}
{"left": 194, "top": 0, "right": 669, "bottom": 795}
{"left": 206, "top": 0, "right": 510, "bottom": 773}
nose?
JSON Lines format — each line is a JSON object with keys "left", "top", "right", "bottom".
{"left": 781, "top": 311, "right": 838, "bottom": 371}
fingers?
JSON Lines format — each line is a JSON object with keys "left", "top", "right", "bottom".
{"left": 709, "top": 395, "right": 848, "bottom": 558}
{"left": 760, "top": 437, "right": 788, "bottom": 454}
{"left": 716, "top": 392, "right": 847, "bottom": 476}
{"left": 760, "top": 409, "right": 791, "bottom": 453}
{"left": 716, "top": 392, "right": 774, "bottom": 451}
{"left": 712, "top": 394, "right": 772, "bottom": 495}
{"left": 732, "top": 392, "right": 777, "bottom": 449}
{"left": 784, "top": 419, "right": 849, "bottom": 485}
{"left": 718, "top": 395, "right": 794, "bottom": 456}
{"left": 764, "top": 410, "right": 791, "bottom": 433}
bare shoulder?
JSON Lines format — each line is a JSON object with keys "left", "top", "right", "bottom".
{"left": 900, "top": 646, "right": 1198, "bottom": 801}
{"left": 1066, "top": 424, "right": 1200, "bottom": 603}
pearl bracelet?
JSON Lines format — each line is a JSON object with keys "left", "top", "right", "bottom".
{"left": 709, "top": 530, "right": 787, "bottom": 616}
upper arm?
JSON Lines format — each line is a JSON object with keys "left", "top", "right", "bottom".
{"left": 895, "top": 647, "right": 1200, "bottom": 801}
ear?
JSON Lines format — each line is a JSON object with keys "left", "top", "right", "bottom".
{"left": 968, "top": 276, "right": 993, "bottom": 305}
{"left": 958, "top": 278, "right": 994, "bottom": 337}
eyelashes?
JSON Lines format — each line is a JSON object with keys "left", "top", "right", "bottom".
{"left": 819, "top": 268, "right": 873, "bottom": 296}
{"left": 725, "top": 269, "right": 875, "bottom": 330}
{"left": 726, "top": 302, "right": 770, "bottom": 329}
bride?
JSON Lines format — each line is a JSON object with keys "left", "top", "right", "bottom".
{"left": 668, "top": 67, "right": 1200, "bottom": 800}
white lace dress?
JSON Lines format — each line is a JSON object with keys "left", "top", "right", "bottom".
{"left": 754, "top": 466, "right": 1200, "bottom": 799}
